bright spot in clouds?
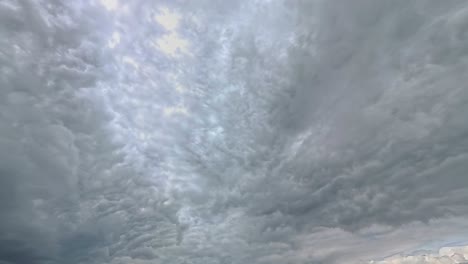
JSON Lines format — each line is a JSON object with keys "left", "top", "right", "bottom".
{"left": 174, "top": 83, "right": 186, "bottom": 93}
{"left": 155, "top": 32, "right": 190, "bottom": 56}
{"left": 155, "top": 8, "right": 181, "bottom": 31}
{"left": 100, "top": 0, "right": 118, "bottom": 11}
{"left": 163, "top": 105, "right": 188, "bottom": 117}
{"left": 122, "top": 56, "right": 139, "bottom": 69}
{"left": 371, "top": 245, "right": 468, "bottom": 264}
{"left": 153, "top": 7, "right": 190, "bottom": 56}
{"left": 108, "top": 31, "right": 121, "bottom": 48}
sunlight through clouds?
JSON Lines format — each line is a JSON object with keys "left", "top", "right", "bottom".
{"left": 154, "top": 8, "right": 181, "bottom": 32}
{"left": 153, "top": 7, "right": 190, "bottom": 57}
{"left": 108, "top": 31, "right": 121, "bottom": 49}
{"left": 163, "top": 105, "right": 189, "bottom": 117}
{"left": 154, "top": 32, "right": 190, "bottom": 56}
{"left": 100, "top": 0, "right": 118, "bottom": 11}
{"left": 122, "top": 56, "right": 139, "bottom": 69}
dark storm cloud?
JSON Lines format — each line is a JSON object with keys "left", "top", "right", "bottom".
{"left": 2, "top": 0, "right": 468, "bottom": 264}
{"left": 0, "top": 0, "right": 115, "bottom": 263}
{"left": 271, "top": 0, "right": 468, "bottom": 230}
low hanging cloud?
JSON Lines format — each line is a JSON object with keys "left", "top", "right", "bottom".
{"left": 371, "top": 245, "right": 468, "bottom": 264}
{"left": 1, "top": 0, "right": 468, "bottom": 264}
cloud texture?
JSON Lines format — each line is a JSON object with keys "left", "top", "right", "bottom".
{"left": 1, "top": 0, "right": 468, "bottom": 263}
{"left": 372, "top": 245, "right": 468, "bottom": 263}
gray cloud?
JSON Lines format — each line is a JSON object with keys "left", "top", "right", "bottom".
{"left": 370, "top": 245, "right": 468, "bottom": 263}
{"left": 1, "top": 0, "right": 468, "bottom": 264}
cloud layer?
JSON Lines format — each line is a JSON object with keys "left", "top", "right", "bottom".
{"left": 372, "top": 245, "right": 468, "bottom": 264}
{"left": 1, "top": 0, "right": 468, "bottom": 263}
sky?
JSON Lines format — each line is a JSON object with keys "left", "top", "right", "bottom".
{"left": 1, "top": 0, "right": 468, "bottom": 263}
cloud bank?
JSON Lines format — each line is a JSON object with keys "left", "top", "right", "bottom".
{"left": 371, "top": 245, "right": 468, "bottom": 263}
{"left": 1, "top": 0, "right": 468, "bottom": 263}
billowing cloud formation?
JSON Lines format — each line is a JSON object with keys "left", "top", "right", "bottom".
{"left": 1, "top": 0, "right": 468, "bottom": 264}
{"left": 371, "top": 245, "right": 468, "bottom": 263}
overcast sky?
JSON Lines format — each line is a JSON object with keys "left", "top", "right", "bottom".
{"left": 1, "top": 0, "right": 468, "bottom": 263}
